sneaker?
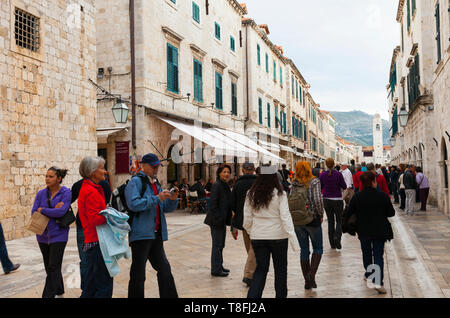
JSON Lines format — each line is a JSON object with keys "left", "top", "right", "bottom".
{"left": 375, "top": 285, "right": 387, "bottom": 294}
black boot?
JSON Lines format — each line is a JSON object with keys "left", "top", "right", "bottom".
{"left": 300, "top": 260, "right": 313, "bottom": 290}
{"left": 309, "top": 253, "right": 322, "bottom": 288}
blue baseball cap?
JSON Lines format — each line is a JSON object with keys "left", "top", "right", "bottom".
{"left": 141, "top": 153, "right": 161, "bottom": 167}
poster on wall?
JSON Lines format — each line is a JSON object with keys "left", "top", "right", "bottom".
{"left": 115, "top": 141, "right": 130, "bottom": 174}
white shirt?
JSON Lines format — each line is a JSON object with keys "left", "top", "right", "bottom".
{"left": 243, "top": 189, "right": 300, "bottom": 252}
{"left": 341, "top": 168, "right": 353, "bottom": 189}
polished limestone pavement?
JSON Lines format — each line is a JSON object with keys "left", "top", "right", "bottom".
{"left": 0, "top": 204, "right": 448, "bottom": 298}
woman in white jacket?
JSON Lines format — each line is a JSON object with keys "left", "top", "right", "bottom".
{"left": 244, "top": 166, "right": 300, "bottom": 298}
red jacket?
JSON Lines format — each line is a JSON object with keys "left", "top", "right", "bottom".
{"left": 358, "top": 172, "right": 390, "bottom": 198}
{"left": 78, "top": 179, "right": 107, "bottom": 243}
{"left": 354, "top": 171, "right": 363, "bottom": 191}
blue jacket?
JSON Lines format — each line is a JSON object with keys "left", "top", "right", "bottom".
{"left": 124, "top": 172, "right": 178, "bottom": 243}
{"left": 96, "top": 207, "right": 131, "bottom": 277}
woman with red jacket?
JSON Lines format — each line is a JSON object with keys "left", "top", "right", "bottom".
{"left": 353, "top": 164, "right": 363, "bottom": 193}
{"left": 78, "top": 156, "right": 112, "bottom": 298}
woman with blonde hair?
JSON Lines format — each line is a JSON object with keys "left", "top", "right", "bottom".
{"left": 289, "top": 162, "right": 324, "bottom": 290}
{"left": 319, "top": 158, "right": 347, "bottom": 250}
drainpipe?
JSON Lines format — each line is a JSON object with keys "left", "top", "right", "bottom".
{"left": 245, "top": 25, "right": 249, "bottom": 122}
{"left": 130, "top": 0, "right": 136, "bottom": 150}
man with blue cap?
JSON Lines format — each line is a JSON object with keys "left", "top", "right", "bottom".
{"left": 125, "top": 153, "right": 179, "bottom": 298}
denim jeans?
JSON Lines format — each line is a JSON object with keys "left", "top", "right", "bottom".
{"left": 359, "top": 238, "right": 385, "bottom": 286}
{"left": 76, "top": 219, "right": 89, "bottom": 296}
{"left": 38, "top": 242, "right": 66, "bottom": 298}
{"left": 0, "top": 222, "right": 14, "bottom": 273}
{"left": 247, "top": 239, "right": 288, "bottom": 299}
{"left": 128, "top": 235, "right": 178, "bottom": 298}
{"left": 391, "top": 183, "right": 399, "bottom": 203}
{"left": 81, "top": 244, "right": 113, "bottom": 298}
{"left": 294, "top": 225, "right": 323, "bottom": 261}
{"left": 323, "top": 199, "right": 344, "bottom": 247}
{"left": 210, "top": 225, "right": 226, "bottom": 274}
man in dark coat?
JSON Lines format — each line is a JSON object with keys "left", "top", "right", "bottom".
{"left": 230, "top": 162, "right": 257, "bottom": 287}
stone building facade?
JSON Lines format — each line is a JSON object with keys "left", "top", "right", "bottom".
{"left": 388, "top": 0, "right": 449, "bottom": 215}
{"left": 95, "top": 0, "right": 247, "bottom": 189}
{"left": 0, "top": 0, "right": 97, "bottom": 239}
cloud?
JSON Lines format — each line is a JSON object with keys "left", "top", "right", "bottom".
{"left": 243, "top": 0, "right": 399, "bottom": 119}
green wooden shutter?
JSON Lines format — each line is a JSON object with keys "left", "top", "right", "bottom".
{"left": 215, "top": 22, "right": 221, "bottom": 40}
{"left": 280, "top": 67, "right": 283, "bottom": 86}
{"left": 257, "top": 45, "right": 261, "bottom": 65}
{"left": 193, "top": 59, "right": 203, "bottom": 102}
{"left": 292, "top": 116, "right": 295, "bottom": 136}
{"left": 299, "top": 86, "right": 302, "bottom": 104}
{"left": 231, "top": 83, "right": 237, "bottom": 115}
{"left": 299, "top": 120, "right": 303, "bottom": 140}
{"left": 258, "top": 98, "right": 263, "bottom": 124}
{"left": 295, "top": 80, "right": 298, "bottom": 100}
{"left": 230, "top": 36, "right": 235, "bottom": 52}
{"left": 265, "top": 53, "right": 268, "bottom": 73}
{"left": 407, "top": 0, "right": 411, "bottom": 31}
{"left": 215, "top": 72, "right": 222, "bottom": 109}
{"left": 273, "top": 61, "right": 276, "bottom": 81}
{"left": 167, "top": 43, "right": 178, "bottom": 93}
{"left": 192, "top": 2, "right": 200, "bottom": 23}
{"left": 267, "top": 103, "right": 271, "bottom": 127}
{"left": 275, "top": 105, "right": 279, "bottom": 128}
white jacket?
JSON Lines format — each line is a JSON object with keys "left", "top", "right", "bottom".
{"left": 243, "top": 189, "right": 300, "bottom": 252}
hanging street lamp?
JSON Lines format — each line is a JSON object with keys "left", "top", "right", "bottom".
{"left": 112, "top": 99, "right": 130, "bottom": 124}
{"left": 398, "top": 108, "right": 409, "bottom": 128}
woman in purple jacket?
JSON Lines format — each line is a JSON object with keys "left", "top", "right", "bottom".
{"left": 319, "top": 158, "right": 347, "bottom": 250}
{"left": 31, "top": 167, "right": 72, "bottom": 298}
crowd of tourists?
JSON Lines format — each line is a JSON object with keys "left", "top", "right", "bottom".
{"left": 0, "top": 153, "right": 431, "bottom": 298}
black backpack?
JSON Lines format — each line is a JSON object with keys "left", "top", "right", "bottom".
{"left": 111, "top": 175, "right": 150, "bottom": 226}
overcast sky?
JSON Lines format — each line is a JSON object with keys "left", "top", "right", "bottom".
{"left": 243, "top": 0, "right": 400, "bottom": 120}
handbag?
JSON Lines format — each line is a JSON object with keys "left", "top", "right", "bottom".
{"left": 26, "top": 211, "right": 49, "bottom": 235}
{"left": 46, "top": 189, "right": 76, "bottom": 228}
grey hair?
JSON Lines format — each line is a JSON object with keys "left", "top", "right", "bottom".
{"left": 79, "top": 156, "right": 105, "bottom": 179}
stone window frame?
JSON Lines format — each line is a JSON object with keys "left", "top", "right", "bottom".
{"left": 162, "top": 26, "right": 184, "bottom": 97}
{"left": 10, "top": 0, "right": 45, "bottom": 62}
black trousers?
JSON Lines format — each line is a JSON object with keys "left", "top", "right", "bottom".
{"left": 38, "top": 242, "right": 67, "bottom": 298}
{"left": 323, "top": 199, "right": 344, "bottom": 247}
{"left": 128, "top": 234, "right": 178, "bottom": 298}
{"left": 248, "top": 239, "right": 288, "bottom": 299}
{"left": 399, "top": 189, "right": 406, "bottom": 209}
{"left": 210, "top": 226, "right": 226, "bottom": 274}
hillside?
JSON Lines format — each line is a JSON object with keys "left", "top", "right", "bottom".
{"left": 329, "top": 111, "right": 389, "bottom": 146}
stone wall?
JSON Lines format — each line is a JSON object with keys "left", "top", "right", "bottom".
{"left": 0, "top": 0, "right": 97, "bottom": 239}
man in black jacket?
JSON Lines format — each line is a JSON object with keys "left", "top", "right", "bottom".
{"left": 389, "top": 167, "right": 399, "bottom": 203}
{"left": 230, "top": 162, "right": 257, "bottom": 287}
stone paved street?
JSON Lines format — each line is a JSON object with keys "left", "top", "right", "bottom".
{"left": 0, "top": 202, "right": 449, "bottom": 298}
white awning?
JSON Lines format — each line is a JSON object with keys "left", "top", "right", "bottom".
{"left": 214, "top": 128, "right": 282, "bottom": 162}
{"left": 279, "top": 145, "right": 294, "bottom": 153}
{"left": 158, "top": 116, "right": 257, "bottom": 159}
{"left": 97, "top": 127, "right": 128, "bottom": 144}
{"left": 258, "top": 140, "right": 281, "bottom": 153}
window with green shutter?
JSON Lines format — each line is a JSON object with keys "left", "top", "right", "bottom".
{"left": 215, "top": 72, "right": 223, "bottom": 109}
{"left": 265, "top": 53, "right": 269, "bottom": 73}
{"left": 258, "top": 98, "right": 263, "bottom": 125}
{"left": 295, "top": 80, "right": 298, "bottom": 100}
{"left": 299, "top": 120, "right": 303, "bottom": 140}
{"left": 412, "top": 0, "right": 416, "bottom": 15}
{"left": 230, "top": 36, "right": 235, "bottom": 52}
{"left": 280, "top": 67, "right": 283, "bottom": 86}
{"left": 215, "top": 22, "right": 221, "bottom": 40}
{"left": 275, "top": 105, "right": 279, "bottom": 128}
{"left": 273, "top": 61, "right": 276, "bottom": 81}
{"left": 283, "top": 112, "right": 287, "bottom": 134}
{"left": 257, "top": 44, "right": 261, "bottom": 65}
{"left": 167, "top": 43, "right": 179, "bottom": 93}
{"left": 192, "top": 2, "right": 200, "bottom": 23}
{"left": 435, "top": 2, "right": 442, "bottom": 64}
{"left": 299, "top": 86, "right": 302, "bottom": 104}
{"left": 170, "top": 0, "right": 176, "bottom": 3}
{"left": 193, "top": 59, "right": 203, "bottom": 102}
{"left": 292, "top": 116, "right": 295, "bottom": 137}
{"left": 231, "top": 82, "right": 237, "bottom": 115}
{"left": 392, "top": 106, "right": 398, "bottom": 137}
{"left": 267, "top": 103, "right": 271, "bottom": 127}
